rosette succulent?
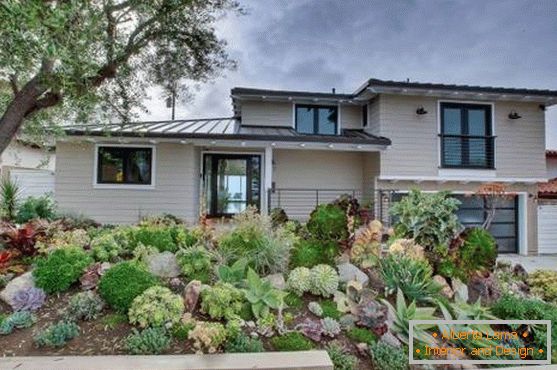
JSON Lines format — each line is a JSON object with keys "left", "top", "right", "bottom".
{"left": 128, "top": 286, "right": 184, "bottom": 328}
{"left": 11, "top": 287, "right": 46, "bottom": 312}
{"left": 286, "top": 267, "right": 311, "bottom": 296}
{"left": 309, "top": 264, "right": 339, "bottom": 298}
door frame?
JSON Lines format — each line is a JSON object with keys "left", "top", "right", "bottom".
{"left": 201, "top": 152, "right": 263, "bottom": 217}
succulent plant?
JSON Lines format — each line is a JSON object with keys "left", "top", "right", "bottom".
{"left": 309, "top": 264, "right": 339, "bottom": 298}
{"left": 188, "top": 321, "right": 227, "bottom": 354}
{"left": 34, "top": 321, "right": 80, "bottom": 348}
{"left": 200, "top": 282, "right": 244, "bottom": 320}
{"left": 125, "top": 327, "right": 171, "bottom": 355}
{"left": 11, "top": 287, "right": 46, "bottom": 312}
{"left": 0, "top": 311, "right": 36, "bottom": 335}
{"left": 296, "top": 318, "right": 323, "bottom": 341}
{"left": 353, "top": 297, "right": 388, "bottom": 336}
{"left": 321, "top": 317, "right": 341, "bottom": 337}
{"left": 286, "top": 267, "right": 311, "bottom": 296}
{"left": 388, "top": 238, "right": 425, "bottom": 260}
{"left": 80, "top": 262, "right": 111, "bottom": 290}
{"left": 308, "top": 301, "right": 323, "bottom": 317}
{"left": 350, "top": 220, "right": 382, "bottom": 268}
{"left": 64, "top": 291, "right": 105, "bottom": 321}
{"left": 128, "top": 286, "right": 184, "bottom": 328}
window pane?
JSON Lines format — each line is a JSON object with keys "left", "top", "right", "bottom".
{"left": 468, "top": 109, "right": 487, "bottom": 135}
{"left": 443, "top": 107, "right": 462, "bottom": 134}
{"left": 296, "top": 107, "right": 314, "bottom": 134}
{"left": 317, "top": 107, "right": 337, "bottom": 134}
{"left": 126, "top": 149, "right": 152, "bottom": 184}
{"left": 99, "top": 148, "right": 124, "bottom": 183}
{"left": 469, "top": 138, "right": 487, "bottom": 167}
{"left": 443, "top": 136, "right": 462, "bottom": 166}
{"left": 97, "top": 147, "right": 152, "bottom": 185}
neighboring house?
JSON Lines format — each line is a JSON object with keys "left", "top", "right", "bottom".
{"left": 1, "top": 139, "right": 55, "bottom": 199}
{"left": 55, "top": 78, "right": 557, "bottom": 256}
{"left": 537, "top": 150, "right": 557, "bottom": 254}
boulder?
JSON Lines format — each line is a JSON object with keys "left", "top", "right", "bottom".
{"left": 467, "top": 272, "right": 501, "bottom": 305}
{"left": 337, "top": 263, "right": 369, "bottom": 286}
{"left": 433, "top": 275, "right": 454, "bottom": 299}
{"left": 183, "top": 280, "right": 202, "bottom": 312}
{"left": 146, "top": 252, "right": 180, "bottom": 278}
{"left": 380, "top": 331, "right": 402, "bottom": 348}
{"left": 265, "top": 273, "right": 286, "bottom": 290}
{"left": 0, "top": 271, "right": 35, "bottom": 307}
{"left": 451, "top": 278, "right": 468, "bottom": 302}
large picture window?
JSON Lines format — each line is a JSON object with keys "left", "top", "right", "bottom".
{"left": 295, "top": 105, "right": 338, "bottom": 135}
{"left": 97, "top": 146, "right": 153, "bottom": 185}
{"left": 440, "top": 102, "right": 494, "bottom": 169}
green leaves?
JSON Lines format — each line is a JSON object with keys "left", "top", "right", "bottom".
{"left": 244, "top": 268, "right": 285, "bottom": 319}
{"left": 218, "top": 258, "right": 248, "bottom": 286}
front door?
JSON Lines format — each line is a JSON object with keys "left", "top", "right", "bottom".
{"left": 203, "top": 154, "right": 261, "bottom": 217}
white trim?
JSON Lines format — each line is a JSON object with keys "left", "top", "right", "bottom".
{"left": 379, "top": 175, "right": 546, "bottom": 183}
{"left": 436, "top": 100, "right": 496, "bottom": 170}
{"left": 199, "top": 150, "right": 265, "bottom": 215}
{"left": 518, "top": 193, "right": 528, "bottom": 255}
{"left": 337, "top": 103, "right": 341, "bottom": 135}
{"left": 93, "top": 143, "right": 156, "bottom": 190}
{"left": 264, "top": 146, "right": 273, "bottom": 213}
{"left": 438, "top": 169, "right": 497, "bottom": 179}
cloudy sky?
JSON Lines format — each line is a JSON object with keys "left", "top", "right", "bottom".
{"left": 144, "top": 0, "right": 557, "bottom": 147}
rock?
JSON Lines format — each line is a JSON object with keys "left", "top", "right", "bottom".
{"left": 513, "top": 264, "right": 528, "bottom": 279}
{"left": 183, "top": 280, "right": 202, "bottom": 312}
{"left": 146, "top": 252, "right": 180, "bottom": 278}
{"left": 355, "top": 343, "right": 369, "bottom": 356}
{"left": 433, "top": 275, "right": 454, "bottom": 299}
{"left": 265, "top": 273, "right": 286, "bottom": 290}
{"left": 380, "top": 331, "right": 402, "bottom": 348}
{"left": 467, "top": 272, "right": 501, "bottom": 305}
{"left": 0, "top": 271, "right": 35, "bottom": 307}
{"left": 169, "top": 277, "right": 186, "bottom": 294}
{"left": 337, "top": 263, "right": 369, "bottom": 286}
{"left": 451, "top": 278, "right": 468, "bottom": 302}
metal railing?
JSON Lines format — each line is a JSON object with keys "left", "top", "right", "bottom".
{"left": 267, "top": 188, "right": 364, "bottom": 220}
{"left": 440, "top": 134, "right": 495, "bottom": 169}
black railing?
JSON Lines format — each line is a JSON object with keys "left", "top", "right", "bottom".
{"left": 268, "top": 188, "right": 364, "bottom": 220}
{"left": 440, "top": 134, "right": 495, "bottom": 169}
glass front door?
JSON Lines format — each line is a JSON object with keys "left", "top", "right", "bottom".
{"left": 203, "top": 154, "right": 261, "bottom": 217}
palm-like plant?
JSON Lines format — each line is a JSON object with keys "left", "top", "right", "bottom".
{"left": 0, "top": 177, "right": 20, "bottom": 221}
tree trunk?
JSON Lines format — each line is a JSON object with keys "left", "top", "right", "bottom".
{"left": 0, "top": 77, "right": 49, "bottom": 154}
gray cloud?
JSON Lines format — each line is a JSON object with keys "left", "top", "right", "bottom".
{"left": 144, "top": 0, "right": 557, "bottom": 139}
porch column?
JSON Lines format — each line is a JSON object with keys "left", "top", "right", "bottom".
{"left": 264, "top": 145, "right": 273, "bottom": 214}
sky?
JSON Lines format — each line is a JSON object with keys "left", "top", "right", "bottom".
{"left": 142, "top": 0, "right": 557, "bottom": 148}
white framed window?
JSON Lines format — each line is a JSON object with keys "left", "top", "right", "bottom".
{"left": 93, "top": 144, "right": 156, "bottom": 189}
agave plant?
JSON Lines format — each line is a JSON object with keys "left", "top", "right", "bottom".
{"left": 0, "top": 177, "right": 21, "bottom": 221}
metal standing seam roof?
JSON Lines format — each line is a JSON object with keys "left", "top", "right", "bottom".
{"left": 65, "top": 118, "right": 392, "bottom": 146}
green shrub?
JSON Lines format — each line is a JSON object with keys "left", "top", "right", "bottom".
{"left": 127, "top": 225, "right": 194, "bottom": 253}
{"left": 200, "top": 282, "right": 245, "bottom": 320}
{"left": 189, "top": 321, "right": 227, "bottom": 353}
{"left": 370, "top": 341, "right": 409, "bottom": 370}
{"left": 290, "top": 239, "right": 339, "bottom": 268}
{"left": 176, "top": 245, "right": 214, "bottom": 283}
{"left": 171, "top": 322, "right": 196, "bottom": 340}
{"left": 326, "top": 341, "right": 359, "bottom": 370}
{"left": 286, "top": 267, "right": 311, "bottom": 296}
{"left": 225, "top": 332, "right": 265, "bottom": 353}
{"left": 90, "top": 234, "right": 123, "bottom": 262}
{"left": 0, "top": 311, "right": 36, "bottom": 335}
{"left": 307, "top": 204, "right": 348, "bottom": 242}
{"left": 379, "top": 253, "right": 440, "bottom": 303}
{"left": 64, "top": 291, "right": 105, "bottom": 321}
{"left": 34, "top": 247, "right": 93, "bottom": 293}
{"left": 217, "top": 207, "right": 297, "bottom": 275}
{"left": 129, "top": 286, "right": 184, "bottom": 328}
{"left": 270, "top": 332, "right": 314, "bottom": 351}
{"left": 390, "top": 189, "right": 461, "bottom": 249}
{"left": 528, "top": 270, "right": 557, "bottom": 303}
{"left": 309, "top": 264, "right": 339, "bottom": 298}
{"left": 125, "top": 327, "right": 170, "bottom": 355}
{"left": 320, "top": 300, "right": 341, "bottom": 320}
{"left": 491, "top": 294, "right": 557, "bottom": 360}
{"left": 16, "top": 195, "right": 56, "bottom": 223}
{"left": 284, "top": 293, "right": 303, "bottom": 309}
{"left": 34, "top": 321, "right": 79, "bottom": 348}
{"left": 347, "top": 327, "right": 377, "bottom": 345}
{"left": 99, "top": 261, "right": 159, "bottom": 313}
{"left": 447, "top": 228, "right": 497, "bottom": 281}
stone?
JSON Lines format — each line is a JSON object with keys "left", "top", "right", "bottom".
{"left": 513, "top": 264, "right": 528, "bottom": 279}
{"left": 433, "top": 275, "right": 454, "bottom": 299}
{"left": 0, "top": 271, "right": 35, "bottom": 307}
{"left": 265, "top": 273, "right": 286, "bottom": 290}
{"left": 183, "top": 280, "right": 202, "bottom": 312}
{"left": 380, "top": 331, "right": 402, "bottom": 348}
{"left": 146, "top": 251, "right": 180, "bottom": 278}
{"left": 451, "top": 278, "right": 468, "bottom": 302}
{"left": 337, "top": 263, "right": 369, "bottom": 286}
{"left": 467, "top": 272, "right": 501, "bottom": 305}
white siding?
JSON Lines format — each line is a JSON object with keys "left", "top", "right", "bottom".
{"left": 538, "top": 203, "right": 557, "bottom": 254}
{"left": 10, "top": 169, "right": 55, "bottom": 198}
{"left": 341, "top": 105, "right": 362, "bottom": 129}
{"left": 241, "top": 101, "right": 292, "bottom": 127}
{"left": 547, "top": 157, "right": 557, "bottom": 178}
{"left": 364, "top": 97, "right": 381, "bottom": 136}
{"left": 55, "top": 142, "right": 198, "bottom": 224}
{"left": 0, "top": 141, "right": 55, "bottom": 172}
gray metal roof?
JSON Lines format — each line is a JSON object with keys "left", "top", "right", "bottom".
{"left": 65, "top": 118, "right": 391, "bottom": 146}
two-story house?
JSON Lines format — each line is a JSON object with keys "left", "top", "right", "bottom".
{"left": 56, "top": 78, "right": 557, "bottom": 255}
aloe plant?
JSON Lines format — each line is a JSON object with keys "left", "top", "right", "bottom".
{"left": 217, "top": 258, "right": 248, "bottom": 286}
{"left": 244, "top": 268, "right": 285, "bottom": 319}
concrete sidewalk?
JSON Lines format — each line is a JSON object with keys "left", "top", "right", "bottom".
{"left": 498, "top": 254, "right": 557, "bottom": 273}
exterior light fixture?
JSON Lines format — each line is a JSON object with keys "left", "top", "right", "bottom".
{"left": 86, "top": 138, "right": 96, "bottom": 143}
{"left": 210, "top": 140, "right": 217, "bottom": 145}
{"left": 356, "top": 145, "right": 363, "bottom": 149}
{"left": 416, "top": 106, "right": 428, "bottom": 115}
{"left": 300, "top": 143, "right": 306, "bottom": 147}
{"left": 180, "top": 140, "right": 187, "bottom": 144}
{"left": 540, "top": 104, "right": 546, "bottom": 111}
{"left": 508, "top": 111, "right": 522, "bottom": 120}
{"left": 149, "top": 139, "right": 158, "bottom": 144}
{"left": 328, "top": 144, "right": 334, "bottom": 148}
{"left": 271, "top": 142, "right": 276, "bottom": 147}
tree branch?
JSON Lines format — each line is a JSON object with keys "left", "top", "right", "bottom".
{"left": 9, "top": 74, "right": 19, "bottom": 95}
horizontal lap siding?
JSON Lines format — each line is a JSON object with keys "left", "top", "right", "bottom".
{"left": 241, "top": 101, "right": 292, "bottom": 127}
{"left": 55, "top": 142, "right": 196, "bottom": 225}
{"left": 341, "top": 105, "right": 362, "bottom": 129}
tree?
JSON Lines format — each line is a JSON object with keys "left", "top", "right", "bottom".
{"left": 475, "top": 182, "right": 514, "bottom": 230}
{"left": 0, "top": 0, "right": 241, "bottom": 152}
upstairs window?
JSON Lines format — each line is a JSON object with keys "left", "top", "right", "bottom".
{"left": 295, "top": 105, "right": 338, "bottom": 135}
{"left": 440, "top": 102, "right": 494, "bottom": 169}
{"left": 97, "top": 146, "right": 153, "bottom": 185}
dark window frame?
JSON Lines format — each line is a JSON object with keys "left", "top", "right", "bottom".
{"left": 362, "top": 104, "right": 368, "bottom": 127}
{"left": 96, "top": 146, "right": 154, "bottom": 185}
{"left": 294, "top": 104, "right": 338, "bottom": 135}
{"left": 440, "top": 102, "right": 495, "bottom": 169}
